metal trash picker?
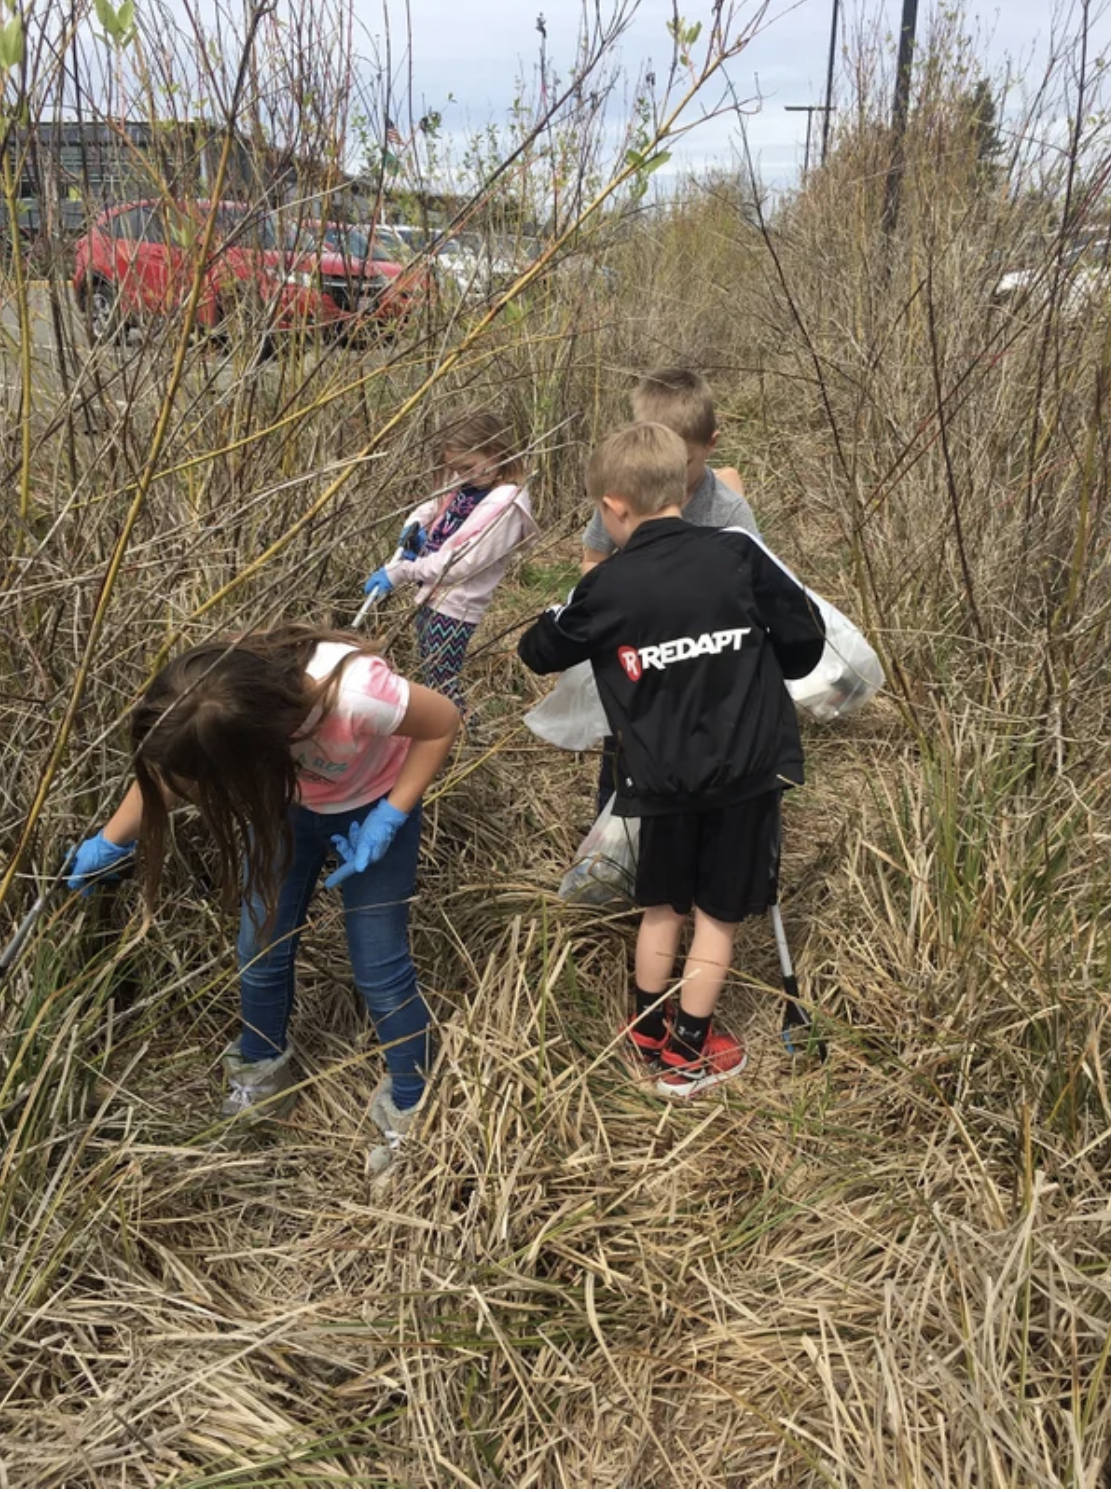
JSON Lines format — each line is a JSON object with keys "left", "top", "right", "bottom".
{"left": 770, "top": 900, "right": 827, "bottom": 1061}
{"left": 767, "top": 807, "right": 827, "bottom": 1060}
{"left": 351, "top": 521, "right": 422, "bottom": 628}
{"left": 0, "top": 850, "right": 85, "bottom": 988}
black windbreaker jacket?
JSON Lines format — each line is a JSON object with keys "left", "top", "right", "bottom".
{"left": 518, "top": 518, "right": 826, "bottom": 816}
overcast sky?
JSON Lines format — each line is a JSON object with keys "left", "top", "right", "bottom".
{"left": 366, "top": 0, "right": 1105, "bottom": 186}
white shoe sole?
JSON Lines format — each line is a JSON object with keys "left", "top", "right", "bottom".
{"left": 655, "top": 1048, "right": 748, "bottom": 1099}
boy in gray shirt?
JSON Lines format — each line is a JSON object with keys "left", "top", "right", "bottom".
{"left": 581, "top": 368, "right": 759, "bottom": 570}
{"left": 581, "top": 368, "right": 761, "bottom": 807}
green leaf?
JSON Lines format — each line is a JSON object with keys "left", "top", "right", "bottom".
{"left": 119, "top": 0, "right": 136, "bottom": 35}
{"left": 0, "top": 13, "right": 24, "bottom": 68}
{"left": 94, "top": 0, "right": 121, "bottom": 41}
{"left": 642, "top": 151, "right": 671, "bottom": 177}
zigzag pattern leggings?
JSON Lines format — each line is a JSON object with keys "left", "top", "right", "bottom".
{"left": 415, "top": 605, "right": 478, "bottom": 714}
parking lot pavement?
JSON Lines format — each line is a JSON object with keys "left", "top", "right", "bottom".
{"left": 0, "top": 279, "right": 73, "bottom": 350}
{"left": 0, "top": 281, "right": 379, "bottom": 414}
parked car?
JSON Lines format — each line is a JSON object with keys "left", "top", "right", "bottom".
{"left": 283, "top": 219, "right": 433, "bottom": 334}
{"left": 376, "top": 223, "right": 428, "bottom": 260}
{"left": 431, "top": 230, "right": 521, "bottom": 299}
{"left": 72, "top": 199, "right": 344, "bottom": 345}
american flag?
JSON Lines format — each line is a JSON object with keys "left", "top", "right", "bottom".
{"left": 385, "top": 116, "right": 405, "bottom": 148}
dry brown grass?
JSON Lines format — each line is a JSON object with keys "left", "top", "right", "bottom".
{"left": 2, "top": 722, "right": 1106, "bottom": 1488}
{"left": 1, "top": 3, "right": 1109, "bottom": 1488}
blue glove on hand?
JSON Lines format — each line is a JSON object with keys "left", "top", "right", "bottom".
{"left": 363, "top": 566, "right": 394, "bottom": 600}
{"left": 67, "top": 831, "right": 136, "bottom": 894}
{"left": 400, "top": 523, "right": 427, "bottom": 560}
{"left": 325, "top": 801, "right": 409, "bottom": 888}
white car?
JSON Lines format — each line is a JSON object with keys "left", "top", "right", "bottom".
{"left": 376, "top": 224, "right": 534, "bottom": 299}
{"left": 995, "top": 237, "right": 1109, "bottom": 314}
{"left": 432, "top": 231, "right": 524, "bottom": 299}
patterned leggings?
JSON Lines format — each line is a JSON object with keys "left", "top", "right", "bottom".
{"left": 415, "top": 605, "right": 478, "bottom": 714}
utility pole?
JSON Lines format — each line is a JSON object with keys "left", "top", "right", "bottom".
{"left": 881, "top": 0, "right": 920, "bottom": 237}
{"left": 785, "top": 103, "right": 833, "bottom": 177}
{"left": 820, "top": 0, "right": 841, "bottom": 165}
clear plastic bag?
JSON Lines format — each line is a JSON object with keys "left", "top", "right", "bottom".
{"left": 558, "top": 795, "right": 640, "bottom": 905}
{"left": 787, "top": 592, "right": 885, "bottom": 723}
{"left": 524, "top": 661, "right": 609, "bottom": 751}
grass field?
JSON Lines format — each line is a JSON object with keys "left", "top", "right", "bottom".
{"left": 1, "top": 3, "right": 1109, "bottom": 1487}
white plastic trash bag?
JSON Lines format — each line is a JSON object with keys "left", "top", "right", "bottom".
{"left": 524, "top": 661, "right": 609, "bottom": 751}
{"left": 788, "top": 592, "right": 885, "bottom": 722}
{"left": 558, "top": 795, "right": 640, "bottom": 905}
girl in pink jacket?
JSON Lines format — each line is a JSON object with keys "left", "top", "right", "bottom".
{"left": 364, "top": 410, "right": 538, "bottom": 713}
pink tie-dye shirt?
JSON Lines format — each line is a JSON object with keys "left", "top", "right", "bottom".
{"left": 292, "top": 643, "right": 411, "bottom": 814}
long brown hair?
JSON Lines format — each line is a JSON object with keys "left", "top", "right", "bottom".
{"left": 437, "top": 407, "right": 526, "bottom": 483}
{"left": 132, "top": 625, "right": 379, "bottom": 919}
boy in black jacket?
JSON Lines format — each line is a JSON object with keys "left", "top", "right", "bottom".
{"left": 518, "top": 424, "right": 825, "bottom": 1097}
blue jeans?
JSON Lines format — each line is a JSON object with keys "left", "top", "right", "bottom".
{"left": 236, "top": 799, "right": 430, "bottom": 1108}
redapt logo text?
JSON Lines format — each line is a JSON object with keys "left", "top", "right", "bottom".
{"left": 618, "top": 628, "right": 751, "bottom": 681}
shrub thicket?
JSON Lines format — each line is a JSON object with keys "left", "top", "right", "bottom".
{"left": 1, "top": 3, "right": 1107, "bottom": 1485}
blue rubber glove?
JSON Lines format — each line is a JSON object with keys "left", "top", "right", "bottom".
{"left": 325, "top": 801, "right": 409, "bottom": 888}
{"left": 400, "top": 523, "right": 427, "bottom": 560}
{"left": 66, "top": 831, "right": 136, "bottom": 894}
{"left": 363, "top": 566, "right": 394, "bottom": 600}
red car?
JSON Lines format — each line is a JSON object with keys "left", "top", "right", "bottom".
{"left": 72, "top": 199, "right": 344, "bottom": 344}
{"left": 291, "top": 220, "right": 432, "bottom": 334}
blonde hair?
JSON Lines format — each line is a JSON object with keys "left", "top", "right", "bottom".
{"left": 630, "top": 367, "right": 716, "bottom": 446}
{"left": 437, "top": 407, "right": 525, "bottom": 482}
{"left": 585, "top": 422, "right": 687, "bottom": 517}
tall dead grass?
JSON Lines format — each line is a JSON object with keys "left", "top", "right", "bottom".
{"left": 1, "top": 2, "right": 1109, "bottom": 1487}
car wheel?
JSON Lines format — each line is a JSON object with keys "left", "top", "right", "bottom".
{"left": 86, "top": 278, "right": 127, "bottom": 344}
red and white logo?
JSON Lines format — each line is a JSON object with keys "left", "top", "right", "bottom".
{"left": 617, "top": 628, "right": 751, "bottom": 680}
{"left": 618, "top": 645, "right": 642, "bottom": 681}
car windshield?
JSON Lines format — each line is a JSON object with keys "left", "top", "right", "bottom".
{"left": 359, "top": 229, "right": 399, "bottom": 261}
{"left": 216, "top": 206, "right": 279, "bottom": 250}
{"left": 378, "top": 231, "right": 410, "bottom": 259}
{"left": 346, "top": 228, "right": 399, "bottom": 263}
{"left": 277, "top": 220, "right": 395, "bottom": 263}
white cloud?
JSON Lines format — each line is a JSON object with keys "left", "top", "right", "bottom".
{"left": 377, "top": 0, "right": 1106, "bottom": 187}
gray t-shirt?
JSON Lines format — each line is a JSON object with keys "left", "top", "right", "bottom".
{"left": 582, "top": 467, "right": 760, "bottom": 556}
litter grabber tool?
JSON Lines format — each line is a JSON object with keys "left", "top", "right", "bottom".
{"left": 352, "top": 521, "right": 423, "bottom": 628}
{"left": 0, "top": 850, "right": 75, "bottom": 987}
{"left": 764, "top": 797, "right": 826, "bottom": 1061}
{"left": 770, "top": 901, "right": 827, "bottom": 1062}
{"left": 0, "top": 833, "right": 142, "bottom": 987}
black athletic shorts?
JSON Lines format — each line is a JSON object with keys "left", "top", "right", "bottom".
{"left": 635, "top": 790, "right": 782, "bottom": 923}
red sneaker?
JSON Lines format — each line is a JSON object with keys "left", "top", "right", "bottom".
{"left": 656, "top": 1026, "right": 748, "bottom": 1098}
{"left": 623, "top": 1002, "right": 675, "bottom": 1065}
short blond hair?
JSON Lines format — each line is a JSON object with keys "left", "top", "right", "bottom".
{"left": 630, "top": 367, "right": 716, "bottom": 446}
{"left": 586, "top": 422, "right": 687, "bottom": 516}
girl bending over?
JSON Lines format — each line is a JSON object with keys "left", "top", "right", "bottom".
{"left": 69, "top": 625, "right": 458, "bottom": 1168}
